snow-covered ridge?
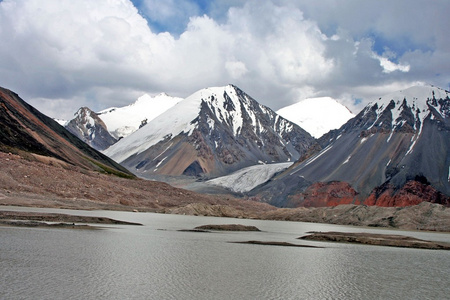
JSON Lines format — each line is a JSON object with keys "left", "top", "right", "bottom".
{"left": 367, "top": 85, "right": 449, "bottom": 131}
{"left": 104, "top": 84, "right": 306, "bottom": 163}
{"left": 98, "top": 93, "right": 183, "bottom": 139}
{"left": 103, "top": 86, "right": 227, "bottom": 162}
{"left": 277, "top": 97, "right": 354, "bottom": 138}
{"left": 207, "top": 162, "right": 293, "bottom": 193}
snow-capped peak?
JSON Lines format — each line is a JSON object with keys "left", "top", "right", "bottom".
{"left": 276, "top": 97, "right": 355, "bottom": 138}
{"left": 365, "top": 85, "right": 449, "bottom": 131}
{"left": 98, "top": 93, "right": 183, "bottom": 139}
{"left": 103, "top": 85, "right": 246, "bottom": 162}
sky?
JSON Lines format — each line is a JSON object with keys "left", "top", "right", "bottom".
{"left": 0, "top": 0, "right": 449, "bottom": 120}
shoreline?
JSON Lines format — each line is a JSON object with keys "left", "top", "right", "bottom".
{"left": 1, "top": 193, "right": 450, "bottom": 233}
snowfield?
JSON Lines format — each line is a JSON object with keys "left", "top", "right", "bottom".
{"left": 98, "top": 93, "right": 183, "bottom": 139}
{"left": 277, "top": 97, "right": 354, "bottom": 138}
{"left": 207, "top": 162, "right": 293, "bottom": 193}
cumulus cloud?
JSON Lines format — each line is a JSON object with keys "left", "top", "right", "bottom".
{"left": 0, "top": 0, "right": 448, "bottom": 119}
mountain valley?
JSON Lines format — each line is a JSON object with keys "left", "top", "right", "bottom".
{"left": 0, "top": 84, "right": 449, "bottom": 231}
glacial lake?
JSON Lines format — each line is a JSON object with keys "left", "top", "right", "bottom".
{"left": 1, "top": 206, "right": 449, "bottom": 300}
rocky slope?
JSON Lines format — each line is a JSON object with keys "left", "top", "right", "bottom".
{"left": 105, "top": 85, "right": 319, "bottom": 178}
{"left": 252, "top": 85, "right": 450, "bottom": 207}
{"left": 0, "top": 151, "right": 275, "bottom": 216}
{"left": 0, "top": 86, "right": 131, "bottom": 176}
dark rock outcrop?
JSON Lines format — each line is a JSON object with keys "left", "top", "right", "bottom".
{"left": 194, "top": 224, "right": 261, "bottom": 231}
{"left": 65, "top": 107, "right": 117, "bottom": 151}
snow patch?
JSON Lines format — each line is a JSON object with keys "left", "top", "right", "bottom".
{"left": 386, "top": 130, "right": 394, "bottom": 143}
{"left": 342, "top": 155, "right": 351, "bottom": 165}
{"left": 153, "top": 143, "right": 173, "bottom": 161}
{"left": 405, "top": 121, "right": 423, "bottom": 156}
{"left": 155, "top": 156, "right": 167, "bottom": 168}
{"left": 303, "top": 144, "right": 333, "bottom": 167}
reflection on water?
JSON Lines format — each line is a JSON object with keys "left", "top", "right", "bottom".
{"left": 0, "top": 207, "right": 449, "bottom": 299}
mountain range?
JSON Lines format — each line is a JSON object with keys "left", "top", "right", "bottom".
{"left": 63, "top": 88, "right": 352, "bottom": 151}
{"left": 61, "top": 83, "right": 449, "bottom": 208}
{"left": 0, "top": 81, "right": 448, "bottom": 226}
{"left": 104, "top": 85, "right": 318, "bottom": 178}
{"left": 0, "top": 85, "right": 276, "bottom": 216}
{"left": 249, "top": 85, "right": 449, "bottom": 207}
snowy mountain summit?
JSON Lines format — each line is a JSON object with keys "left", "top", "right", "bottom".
{"left": 104, "top": 84, "right": 319, "bottom": 178}
{"left": 65, "top": 107, "right": 117, "bottom": 151}
{"left": 64, "top": 92, "right": 182, "bottom": 151}
{"left": 277, "top": 97, "right": 354, "bottom": 138}
{"left": 98, "top": 93, "right": 183, "bottom": 139}
{"left": 360, "top": 85, "right": 449, "bottom": 135}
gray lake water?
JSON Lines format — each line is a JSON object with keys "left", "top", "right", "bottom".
{"left": 1, "top": 206, "right": 449, "bottom": 300}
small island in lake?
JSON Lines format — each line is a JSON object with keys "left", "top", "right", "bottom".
{"left": 194, "top": 224, "right": 261, "bottom": 231}
{"left": 299, "top": 231, "right": 450, "bottom": 250}
{"left": 0, "top": 211, "right": 142, "bottom": 229}
{"left": 230, "top": 240, "right": 323, "bottom": 248}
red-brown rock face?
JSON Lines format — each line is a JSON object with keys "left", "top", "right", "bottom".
{"left": 365, "top": 180, "right": 450, "bottom": 207}
{"left": 287, "top": 181, "right": 359, "bottom": 207}
{"left": 285, "top": 180, "right": 449, "bottom": 208}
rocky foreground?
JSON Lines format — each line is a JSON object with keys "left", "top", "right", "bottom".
{"left": 1, "top": 152, "right": 450, "bottom": 232}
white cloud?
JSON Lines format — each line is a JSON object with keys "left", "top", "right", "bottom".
{"left": 225, "top": 60, "right": 248, "bottom": 79}
{"left": 375, "top": 55, "right": 410, "bottom": 73}
{"left": 0, "top": 0, "right": 448, "bottom": 120}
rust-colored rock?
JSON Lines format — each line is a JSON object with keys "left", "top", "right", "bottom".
{"left": 366, "top": 180, "right": 450, "bottom": 207}
{"left": 287, "top": 181, "right": 359, "bottom": 207}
